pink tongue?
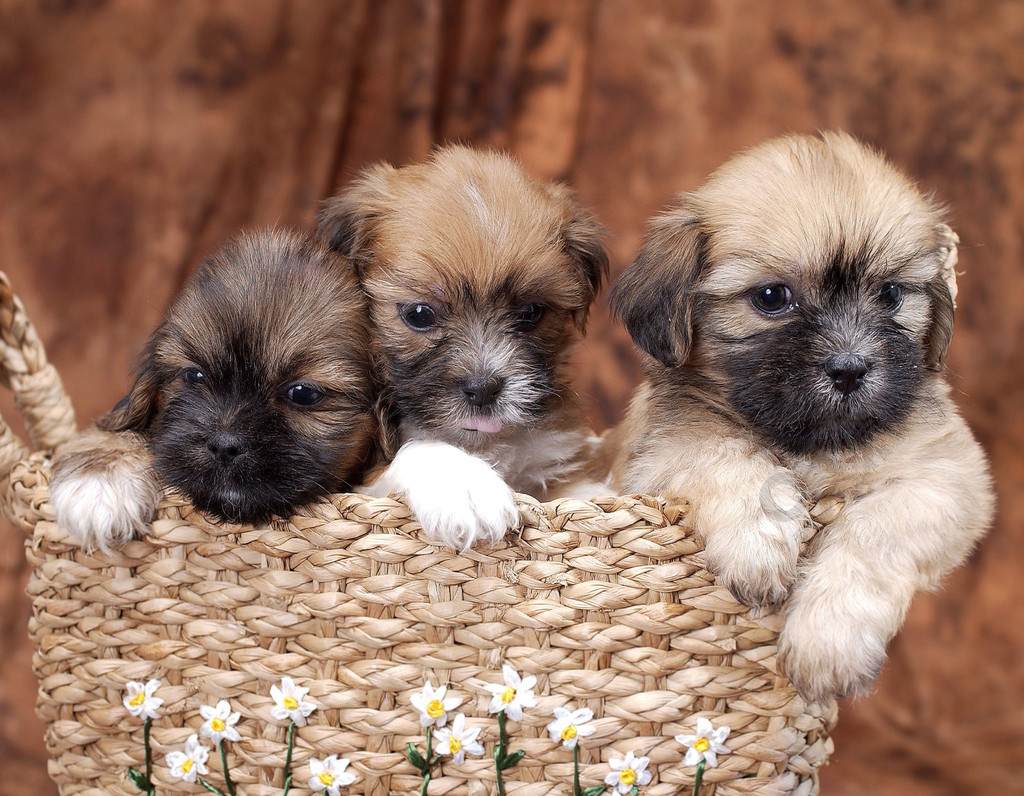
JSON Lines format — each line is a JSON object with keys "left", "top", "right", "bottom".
{"left": 459, "top": 416, "right": 503, "bottom": 434}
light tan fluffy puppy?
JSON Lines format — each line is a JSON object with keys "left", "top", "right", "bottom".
{"left": 319, "top": 146, "right": 608, "bottom": 550}
{"left": 608, "top": 132, "right": 994, "bottom": 701}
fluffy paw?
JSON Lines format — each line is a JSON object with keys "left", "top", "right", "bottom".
{"left": 364, "top": 440, "right": 520, "bottom": 552}
{"left": 778, "top": 596, "right": 886, "bottom": 702}
{"left": 699, "top": 478, "right": 809, "bottom": 609}
{"left": 49, "top": 430, "right": 160, "bottom": 552}
{"left": 705, "top": 535, "right": 796, "bottom": 610}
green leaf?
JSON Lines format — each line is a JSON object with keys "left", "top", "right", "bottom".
{"left": 127, "top": 768, "right": 150, "bottom": 791}
{"left": 500, "top": 749, "right": 526, "bottom": 770}
{"left": 581, "top": 786, "right": 607, "bottom": 796}
{"left": 405, "top": 742, "right": 428, "bottom": 772}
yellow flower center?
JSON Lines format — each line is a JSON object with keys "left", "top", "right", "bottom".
{"left": 694, "top": 737, "right": 710, "bottom": 753}
{"left": 181, "top": 758, "right": 193, "bottom": 774}
{"left": 128, "top": 693, "right": 146, "bottom": 707}
{"left": 501, "top": 686, "right": 516, "bottom": 704}
{"left": 283, "top": 696, "right": 299, "bottom": 711}
{"left": 560, "top": 724, "right": 577, "bottom": 741}
{"left": 619, "top": 768, "right": 636, "bottom": 786}
{"left": 449, "top": 737, "right": 462, "bottom": 754}
{"left": 210, "top": 717, "right": 226, "bottom": 732}
{"left": 426, "top": 699, "right": 445, "bottom": 718}
{"left": 318, "top": 772, "right": 335, "bottom": 786}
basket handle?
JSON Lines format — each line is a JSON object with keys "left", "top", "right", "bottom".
{"left": 0, "top": 271, "right": 77, "bottom": 482}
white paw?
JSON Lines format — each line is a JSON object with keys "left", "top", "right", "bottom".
{"left": 365, "top": 441, "right": 519, "bottom": 552}
{"left": 49, "top": 434, "right": 160, "bottom": 552}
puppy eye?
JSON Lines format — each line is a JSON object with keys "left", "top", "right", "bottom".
{"left": 878, "top": 283, "right": 904, "bottom": 312}
{"left": 515, "top": 303, "right": 546, "bottom": 329}
{"left": 182, "top": 367, "right": 205, "bottom": 385}
{"left": 750, "top": 285, "right": 795, "bottom": 315}
{"left": 400, "top": 303, "right": 437, "bottom": 331}
{"left": 282, "top": 381, "right": 326, "bottom": 407}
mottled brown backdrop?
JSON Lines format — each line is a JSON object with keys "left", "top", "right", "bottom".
{"left": 1, "top": 1, "right": 1022, "bottom": 794}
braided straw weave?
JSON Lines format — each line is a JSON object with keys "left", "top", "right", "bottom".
{"left": 0, "top": 271, "right": 836, "bottom": 795}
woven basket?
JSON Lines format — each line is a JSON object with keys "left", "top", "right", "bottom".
{"left": 0, "top": 271, "right": 836, "bottom": 795}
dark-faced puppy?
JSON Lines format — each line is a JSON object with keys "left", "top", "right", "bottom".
{"left": 318, "top": 146, "right": 608, "bottom": 550}
{"left": 51, "top": 229, "right": 379, "bottom": 549}
{"left": 608, "top": 132, "right": 993, "bottom": 700}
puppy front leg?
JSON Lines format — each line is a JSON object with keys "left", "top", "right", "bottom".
{"left": 779, "top": 460, "right": 993, "bottom": 701}
{"left": 692, "top": 451, "right": 810, "bottom": 609}
{"left": 641, "top": 432, "right": 811, "bottom": 609}
{"left": 362, "top": 440, "right": 520, "bottom": 553}
{"left": 50, "top": 428, "right": 161, "bottom": 551}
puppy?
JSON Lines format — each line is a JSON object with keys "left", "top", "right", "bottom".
{"left": 608, "top": 132, "right": 994, "bottom": 700}
{"left": 318, "top": 145, "right": 608, "bottom": 550}
{"left": 51, "top": 229, "right": 380, "bottom": 550}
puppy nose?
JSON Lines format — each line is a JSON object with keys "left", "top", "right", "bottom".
{"left": 825, "top": 354, "right": 869, "bottom": 395}
{"left": 207, "top": 431, "right": 246, "bottom": 464}
{"left": 461, "top": 375, "right": 505, "bottom": 407}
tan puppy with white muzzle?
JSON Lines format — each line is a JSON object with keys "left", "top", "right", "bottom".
{"left": 607, "top": 132, "right": 994, "bottom": 701}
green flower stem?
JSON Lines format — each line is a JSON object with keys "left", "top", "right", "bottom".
{"left": 219, "top": 742, "right": 237, "bottom": 796}
{"left": 282, "top": 720, "right": 296, "bottom": 796}
{"left": 419, "top": 726, "right": 433, "bottom": 796}
{"left": 692, "top": 759, "right": 707, "bottom": 796}
{"left": 572, "top": 743, "right": 581, "bottom": 796}
{"left": 495, "top": 711, "right": 508, "bottom": 796}
{"left": 143, "top": 717, "right": 154, "bottom": 796}
{"left": 198, "top": 780, "right": 228, "bottom": 796}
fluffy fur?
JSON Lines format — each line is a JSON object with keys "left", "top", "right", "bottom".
{"left": 51, "top": 229, "right": 380, "bottom": 549}
{"left": 607, "top": 132, "right": 994, "bottom": 701}
{"left": 319, "top": 145, "right": 609, "bottom": 550}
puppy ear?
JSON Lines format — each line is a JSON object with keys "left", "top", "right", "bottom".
{"left": 547, "top": 183, "right": 610, "bottom": 331}
{"left": 97, "top": 332, "right": 169, "bottom": 432}
{"left": 98, "top": 355, "right": 163, "bottom": 433}
{"left": 610, "top": 205, "right": 704, "bottom": 367}
{"left": 925, "top": 224, "right": 959, "bottom": 371}
{"left": 317, "top": 163, "right": 395, "bottom": 277}
{"left": 936, "top": 223, "right": 960, "bottom": 307}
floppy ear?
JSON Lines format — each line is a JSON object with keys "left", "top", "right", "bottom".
{"left": 547, "top": 183, "right": 610, "bottom": 331}
{"left": 936, "top": 223, "right": 959, "bottom": 307}
{"left": 98, "top": 343, "right": 164, "bottom": 432}
{"left": 925, "top": 224, "right": 959, "bottom": 371}
{"left": 610, "top": 204, "right": 704, "bottom": 367}
{"left": 317, "top": 163, "right": 395, "bottom": 279}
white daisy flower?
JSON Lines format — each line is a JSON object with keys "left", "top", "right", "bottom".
{"left": 410, "top": 679, "right": 463, "bottom": 728}
{"left": 307, "top": 754, "right": 355, "bottom": 795}
{"left": 199, "top": 699, "right": 242, "bottom": 746}
{"left": 270, "top": 676, "right": 317, "bottom": 727}
{"left": 123, "top": 679, "right": 163, "bottom": 720}
{"left": 432, "top": 712, "right": 484, "bottom": 765}
{"left": 605, "top": 750, "right": 653, "bottom": 794}
{"left": 482, "top": 664, "right": 537, "bottom": 721}
{"left": 545, "top": 705, "right": 597, "bottom": 750}
{"left": 675, "top": 717, "right": 731, "bottom": 768}
{"left": 166, "top": 733, "right": 210, "bottom": 783}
